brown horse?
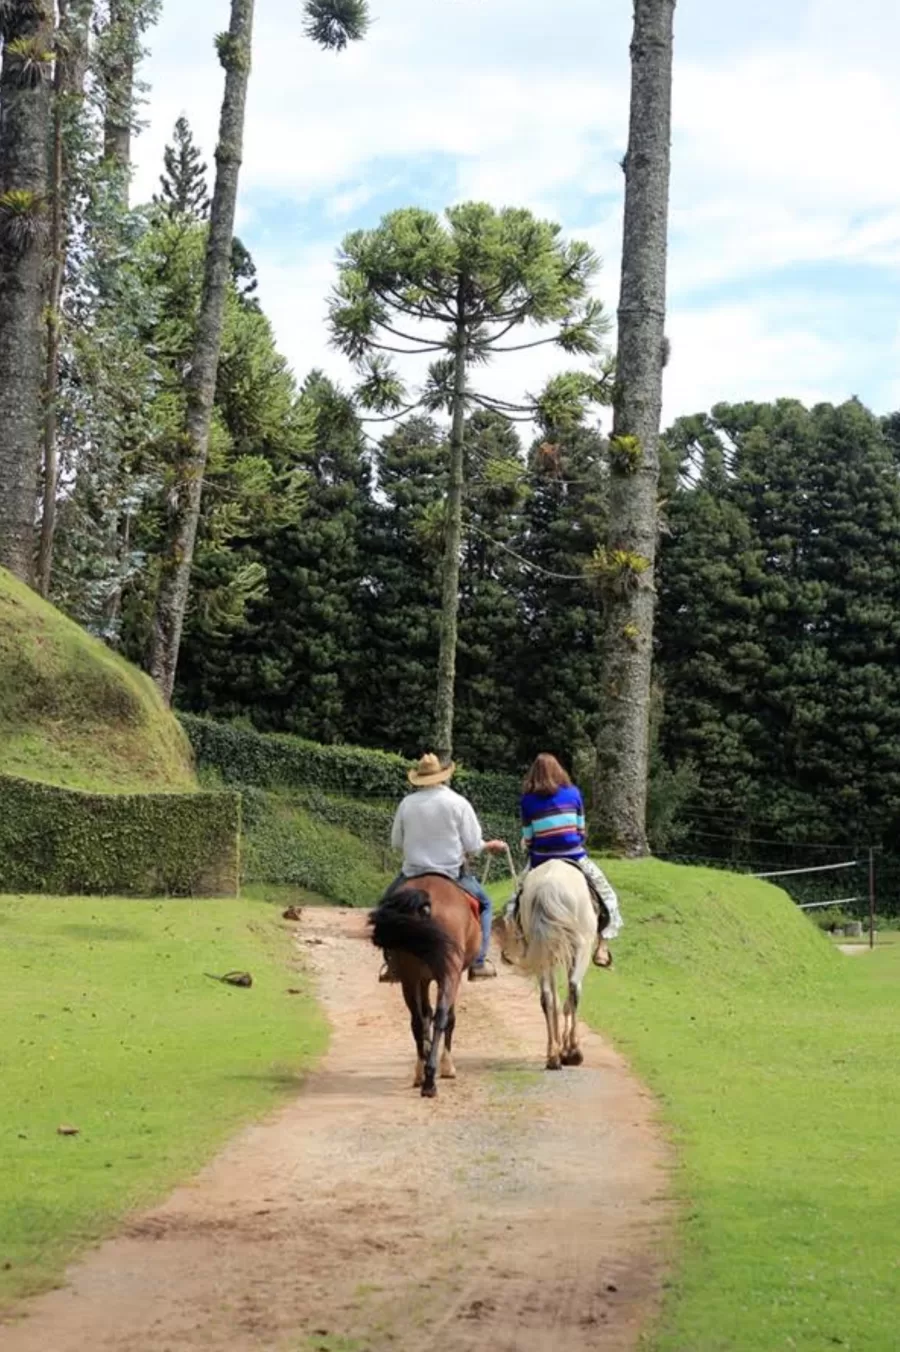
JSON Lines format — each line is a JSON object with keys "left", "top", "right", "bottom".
{"left": 369, "top": 875, "right": 481, "bottom": 1098}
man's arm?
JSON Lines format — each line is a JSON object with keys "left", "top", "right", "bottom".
{"left": 459, "top": 799, "right": 486, "bottom": 856}
{"left": 458, "top": 800, "right": 507, "bottom": 856}
{"left": 390, "top": 800, "right": 405, "bottom": 851}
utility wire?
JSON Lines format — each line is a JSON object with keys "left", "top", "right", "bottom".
{"left": 465, "top": 522, "right": 588, "bottom": 582}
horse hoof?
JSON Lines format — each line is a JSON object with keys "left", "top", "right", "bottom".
{"left": 546, "top": 1056, "right": 562, "bottom": 1071}
{"left": 421, "top": 1082, "right": 438, "bottom": 1099}
{"left": 413, "top": 1059, "right": 424, "bottom": 1088}
{"left": 440, "top": 1055, "right": 457, "bottom": 1080}
{"left": 561, "top": 1049, "right": 584, "bottom": 1067}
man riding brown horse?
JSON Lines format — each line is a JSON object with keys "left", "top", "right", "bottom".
{"left": 379, "top": 753, "right": 507, "bottom": 982}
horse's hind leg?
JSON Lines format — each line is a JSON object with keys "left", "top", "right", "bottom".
{"left": 417, "top": 981, "right": 435, "bottom": 1086}
{"left": 561, "top": 978, "right": 583, "bottom": 1066}
{"left": 561, "top": 944, "right": 591, "bottom": 1067}
{"left": 440, "top": 1004, "right": 457, "bottom": 1079}
{"left": 422, "top": 972, "right": 460, "bottom": 1098}
{"left": 402, "top": 980, "right": 427, "bottom": 1088}
{"left": 540, "top": 974, "right": 562, "bottom": 1070}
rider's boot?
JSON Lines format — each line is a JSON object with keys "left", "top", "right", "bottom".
{"left": 593, "top": 926, "right": 613, "bottom": 969}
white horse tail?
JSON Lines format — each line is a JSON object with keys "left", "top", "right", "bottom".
{"left": 517, "top": 859, "right": 596, "bottom": 977}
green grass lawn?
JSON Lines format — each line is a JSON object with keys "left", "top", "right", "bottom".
{"left": 0, "top": 894, "right": 326, "bottom": 1309}
{"left": 570, "top": 860, "right": 900, "bottom": 1352}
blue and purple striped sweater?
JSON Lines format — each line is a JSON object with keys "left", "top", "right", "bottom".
{"left": 520, "top": 785, "right": 587, "bottom": 866}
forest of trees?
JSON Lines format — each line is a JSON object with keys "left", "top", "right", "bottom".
{"left": 1, "top": 0, "right": 899, "bottom": 874}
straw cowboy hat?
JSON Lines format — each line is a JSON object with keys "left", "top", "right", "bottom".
{"left": 408, "top": 752, "right": 455, "bottom": 787}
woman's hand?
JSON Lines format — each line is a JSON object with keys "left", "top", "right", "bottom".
{"left": 484, "top": 839, "right": 507, "bottom": 854}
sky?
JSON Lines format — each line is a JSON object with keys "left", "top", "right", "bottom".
{"left": 132, "top": 0, "right": 900, "bottom": 432}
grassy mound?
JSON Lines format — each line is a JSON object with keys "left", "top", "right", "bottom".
{"left": 571, "top": 859, "right": 900, "bottom": 1351}
{"left": 0, "top": 569, "right": 195, "bottom": 792}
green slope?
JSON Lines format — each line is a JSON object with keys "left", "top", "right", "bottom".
{"left": 0, "top": 569, "right": 195, "bottom": 792}
{"left": 580, "top": 859, "right": 900, "bottom": 1351}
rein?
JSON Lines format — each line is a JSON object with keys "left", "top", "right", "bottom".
{"left": 481, "top": 842, "right": 520, "bottom": 888}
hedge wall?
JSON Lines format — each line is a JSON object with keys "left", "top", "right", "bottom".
{"left": 287, "top": 787, "right": 520, "bottom": 860}
{"left": 241, "top": 788, "right": 393, "bottom": 907}
{"left": 180, "top": 715, "right": 520, "bottom": 819}
{"left": 0, "top": 773, "right": 240, "bottom": 897}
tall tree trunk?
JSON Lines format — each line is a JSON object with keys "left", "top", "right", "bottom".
{"left": 102, "top": 0, "right": 135, "bottom": 198}
{"left": 37, "top": 0, "right": 92, "bottom": 598}
{"left": 149, "top": 0, "right": 254, "bottom": 704}
{"left": 0, "top": 1, "right": 54, "bottom": 583}
{"left": 596, "top": 0, "right": 675, "bottom": 855}
{"left": 433, "top": 324, "right": 468, "bottom": 763}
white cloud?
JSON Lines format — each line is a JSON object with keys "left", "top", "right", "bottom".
{"left": 665, "top": 303, "right": 849, "bottom": 419}
{"left": 132, "top": 0, "right": 900, "bottom": 424}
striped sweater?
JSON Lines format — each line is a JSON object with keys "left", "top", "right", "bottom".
{"left": 520, "top": 785, "right": 587, "bottom": 865}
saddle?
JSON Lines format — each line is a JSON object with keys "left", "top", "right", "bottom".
{"left": 511, "top": 859, "right": 610, "bottom": 931}
{"left": 389, "top": 872, "right": 481, "bottom": 924}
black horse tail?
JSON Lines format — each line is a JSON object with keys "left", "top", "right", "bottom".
{"left": 369, "top": 889, "right": 459, "bottom": 984}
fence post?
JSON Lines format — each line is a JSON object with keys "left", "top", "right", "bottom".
{"left": 869, "top": 846, "right": 876, "bottom": 950}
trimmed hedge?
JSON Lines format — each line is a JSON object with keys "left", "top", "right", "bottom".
{"left": 287, "top": 787, "right": 520, "bottom": 860}
{"left": 180, "top": 714, "right": 520, "bottom": 819}
{"left": 0, "top": 773, "right": 240, "bottom": 897}
{"left": 241, "top": 788, "right": 393, "bottom": 907}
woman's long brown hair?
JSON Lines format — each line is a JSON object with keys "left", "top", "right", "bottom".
{"left": 522, "top": 753, "right": 572, "bottom": 797}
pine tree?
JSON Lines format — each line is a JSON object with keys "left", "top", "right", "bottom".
{"left": 210, "top": 372, "right": 369, "bottom": 742}
{"left": 329, "top": 203, "right": 610, "bottom": 761}
{"left": 230, "top": 235, "right": 259, "bottom": 308}
{"left": 357, "top": 417, "right": 446, "bottom": 756}
{"left": 455, "top": 410, "right": 528, "bottom": 767}
{"left": 96, "top": 0, "right": 161, "bottom": 201}
{"left": 0, "top": 0, "right": 55, "bottom": 582}
{"left": 596, "top": 0, "right": 676, "bottom": 854}
{"left": 513, "top": 427, "right": 608, "bottom": 769}
{"left": 149, "top": 0, "right": 369, "bottom": 704}
{"left": 155, "top": 116, "right": 210, "bottom": 219}
{"left": 657, "top": 399, "right": 900, "bottom": 854}
{"left": 107, "top": 214, "right": 308, "bottom": 683}
{"left": 37, "top": 0, "right": 94, "bottom": 598}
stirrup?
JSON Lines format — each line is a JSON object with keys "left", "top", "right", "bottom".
{"left": 469, "top": 958, "right": 497, "bottom": 981}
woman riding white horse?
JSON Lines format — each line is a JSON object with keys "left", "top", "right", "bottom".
{"left": 497, "top": 858, "right": 597, "bottom": 1069}
{"left": 510, "top": 753, "right": 623, "bottom": 966}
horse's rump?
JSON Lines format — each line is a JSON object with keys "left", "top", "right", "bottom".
{"left": 368, "top": 883, "right": 462, "bottom": 984}
{"left": 398, "top": 871, "right": 481, "bottom": 924}
{"left": 517, "top": 859, "right": 596, "bottom": 976}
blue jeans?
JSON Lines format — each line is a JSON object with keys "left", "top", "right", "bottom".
{"left": 388, "top": 871, "right": 492, "bottom": 967}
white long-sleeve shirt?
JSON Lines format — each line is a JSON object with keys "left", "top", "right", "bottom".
{"left": 391, "top": 785, "right": 486, "bottom": 877}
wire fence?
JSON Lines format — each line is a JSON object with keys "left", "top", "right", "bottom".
{"left": 656, "top": 835, "right": 892, "bottom": 946}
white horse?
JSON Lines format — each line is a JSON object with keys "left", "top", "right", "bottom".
{"left": 495, "top": 859, "right": 598, "bottom": 1070}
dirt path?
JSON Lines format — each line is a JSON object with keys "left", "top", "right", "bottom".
{"left": 4, "top": 909, "right": 672, "bottom": 1352}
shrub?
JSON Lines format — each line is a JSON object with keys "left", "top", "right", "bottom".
{"left": 241, "top": 789, "right": 392, "bottom": 906}
{"left": 0, "top": 773, "right": 240, "bottom": 896}
{"left": 180, "top": 714, "right": 520, "bottom": 819}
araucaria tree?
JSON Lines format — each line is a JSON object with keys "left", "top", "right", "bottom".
{"left": 0, "top": 0, "right": 55, "bottom": 582}
{"left": 155, "top": 116, "right": 211, "bottom": 220}
{"left": 596, "top": 0, "right": 676, "bottom": 854}
{"left": 96, "top": 0, "right": 162, "bottom": 198}
{"left": 148, "top": 0, "right": 370, "bottom": 703}
{"left": 329, "top": 203, "right": 610, "bottom": 762}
